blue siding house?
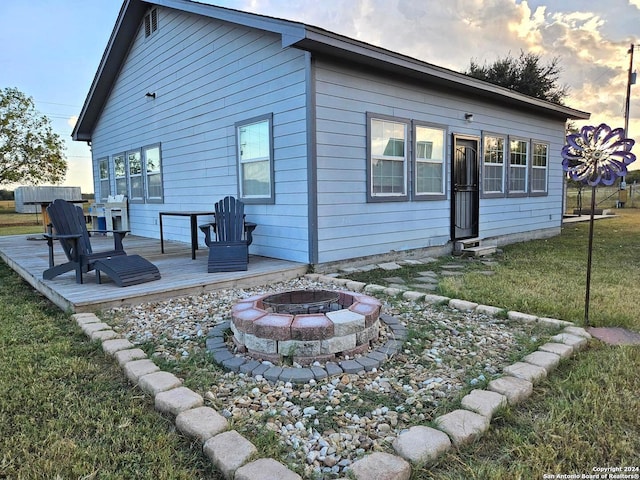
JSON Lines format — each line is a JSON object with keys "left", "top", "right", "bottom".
{"left": 72, "top": 0, "right": 590, "bottom": 268}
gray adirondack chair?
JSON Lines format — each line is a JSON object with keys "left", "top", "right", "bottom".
{"left": 201, "top": 196, "right": 250, "bottom": 272}
{"left": 43, "top": 198, "right": 160, "bottom": 286}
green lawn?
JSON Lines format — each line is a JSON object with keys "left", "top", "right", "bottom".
{"left": 0, "top": 262, "right": 222, "bottom": 479}
{"left": 418, "top": 344, "right": 640, "bottom": 480}
{"left": 438, "top": 209, "right": 640, "bottom": 330}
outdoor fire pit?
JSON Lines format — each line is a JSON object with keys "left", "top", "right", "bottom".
{"left": 262, "top": 290, "right": 340, "bottom": 314}
{"left": 230, "top": 290, "right": 382, "bottom": 365}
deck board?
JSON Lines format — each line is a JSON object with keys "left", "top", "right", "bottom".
{"left": 0, "top": 233, "right": 307, "bottom": 312}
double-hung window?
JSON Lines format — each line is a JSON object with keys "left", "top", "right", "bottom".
{"left": 482, "top": 134, "right": 506, "bottom": 197}
{"left": 530, "top": 141, "right": 549, "bottom": 195}
{"left": 127, "top": 150, "right": 144, "bottom": 202}
{"left": 481, "top": 134, "right": 548, "bottom": 197}
{"left": 368, "top": 114, "right": 408, "bottom": 201}
{"left": 508, "top": 138, "right": 529, "bottom": 195}
{"left": 98, "top": 158, "right": 110, "bottom": 201}
{"left": 144, "top": 144, "right": 163, "bottom": 202}
{"left": 107, "top": 144, "right": 163, "bottom": 204}
{"left": 414, "top": 123, "right": 445, "bottom": 199}
{"left": 113, "top": 153, "right": 127, "bottom": 197}
{"left": 237, "top": 114, "right": 274, "bottom": 203}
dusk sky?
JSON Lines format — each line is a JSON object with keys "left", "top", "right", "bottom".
{"left": 1, "top": 0, "right": 638, "bottom": 193}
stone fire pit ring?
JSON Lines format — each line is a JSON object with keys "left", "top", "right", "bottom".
{"left": 230, "top": 290, "right": 382, "bottom": 366}
{"left": 206, "top": 290, "right": 408, "bottom": 383}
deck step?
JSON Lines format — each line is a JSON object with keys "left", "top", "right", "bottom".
{"left": 454, "top": 237, "right": 480, "bottom": 253}
{"left": 454, "top": 238, "right": 497, "bottom": 258}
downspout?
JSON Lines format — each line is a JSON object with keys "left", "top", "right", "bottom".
{"left": 305, "top": 51, "right": 319, "bottom": 265}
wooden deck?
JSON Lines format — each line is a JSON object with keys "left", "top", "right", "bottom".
{"left": 0, "top": 233, "right": 308, "bottom": 313}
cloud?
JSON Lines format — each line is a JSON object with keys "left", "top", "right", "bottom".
{"left": 67, "top": 115, "right": 78, "bottom": 129}
{"left": 229, "top": 0, "right": 639, "bottom": 152}
{"left": 534, "top": 8, "right": 634, "bottom": 130}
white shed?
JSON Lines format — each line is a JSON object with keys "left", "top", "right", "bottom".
{"left": 14, "top": 186, "right": 82, "bottom": 213}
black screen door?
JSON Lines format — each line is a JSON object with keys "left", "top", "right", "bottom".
{"left": 451, "top": 136, "right": 479, "bottom": 240}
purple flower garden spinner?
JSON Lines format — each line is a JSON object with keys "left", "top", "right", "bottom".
{"left": 561, "top": 123, "right": 636, "bottom": 326}
{"left": 562, "top": 123, "right": 636, "bottom": 186}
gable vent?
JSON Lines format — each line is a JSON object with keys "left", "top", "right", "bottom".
{"left": 144, "top": 8, "right": 158, "bottom": 38}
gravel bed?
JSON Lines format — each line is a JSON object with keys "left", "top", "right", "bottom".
{"left": 105, "top": 276, "right": 552, "bottom": 479}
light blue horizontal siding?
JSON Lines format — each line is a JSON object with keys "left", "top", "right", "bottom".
{"left": 314, "top": 60, "right": 567, "bottom": 263}
{"left": 90, "top": 7, "right": 309, "bottom": 262}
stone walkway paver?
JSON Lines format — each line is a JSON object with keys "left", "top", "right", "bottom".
{"left": 487, "top": 375, "right": 534, "bottom": 404}
{"left": 550, "top": 332, "right": 588, "bottom": 350}
{"left": 123, "top": 358, "right": 160, "bottom": 382}
{"left": 138, "top": 371, "right": 183, "bottom": 395}
{"left": 90, "top": 329, "right": 119, "bottom": 341}
{"left": 539, "top": 342, "right": 574, "bottom": 358}
{"left": 175, "top": 406, "right": 228, "bottom": 443}
{"left": 587, "top": 326, "right": 640, "bottom": 345}
{"left": 113, "top": 347, "right": 147, "bottom": 366}
{"left": 102, "top": 338, "right": 135, "bottom": 355}
{"left": 448, "top": 299, "right": 478, "bottom": 311}
{"left": 523, "top": 351, "right": 561, "bottom": 372}
{"left": 503, "top": 362, "right": 547, "bottom": 384}
{"left": 203, "top": 430, "right": 257, "bottom": 479}
{"left": 155, "top": 386, "right": 203, "bottom": 415}
{"left": 235, "top": 458, "right": 302, "bottom": 480}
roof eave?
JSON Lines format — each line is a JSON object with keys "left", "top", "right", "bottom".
{"left": 73, "top": 0, "right": 589, "bottom": 143}
{"left": 72, "top": 0, "right": 308, "bottom": 142}
{"left": 293, "top": 27, "right": 590, "bottom": 121}
{"left": 72, "top": 0, "right": 149, "bottom": 142}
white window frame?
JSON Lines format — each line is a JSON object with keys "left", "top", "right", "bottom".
{"left": 481, "top": 133, "right": 506, "bottom": 198}
{"left": 127, "top": 150, "right": 144, "bottom": 203}
{"left": 143, "top": 143, "right": 163, "bottom": 203}
{"left": 413, "top": 122, "right": 446, "bottom": 200}
{"left": 367, "top": 113, "right": 409, "bottom": 202}
{"left": 530, "top": 141, "right": 549, "bottom": 196}
{"left": 507, "top": 137, "right": 529, "bottom": 196}
{"left": 113, "top": 153, "right": 127, "bottom": 198}
{"left": 98, "top": 157, "right": 110, "bottom": 202}
{"left": 236, "top": 114, "right": 274, "bottom": 204}
{"left": 107, "top": 145, "right": 164, "bottom": 204}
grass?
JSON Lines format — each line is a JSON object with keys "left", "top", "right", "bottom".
{"left": 343, "top": 209, "right": 640, "bottom": 330}
{"left": 437, "top": 210, "right": 640, "bottom": 329}
{"left": 0, "top": 200, "right": 45, "bottom": 235}
{"left": 0, "top": 262, "right": 222, "bottom": 479}
{"left": 0, "top": 200, "right": 40, "bottom": 224}
{"left": 415, "top": 345, "right": 640, "bottom": 480}
{"left": 0, "top": 199, "right": 92, "bottom": 236}
{"left": 565, "top": 185, "right": 640, "bottom": 210}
